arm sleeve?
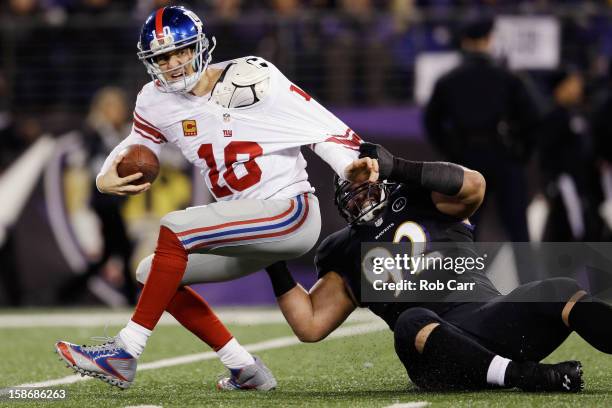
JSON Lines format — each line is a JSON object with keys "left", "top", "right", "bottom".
{"left": 311, "top": 130, "right": 361, "bottom": 177}
{"left": 311, "top": 142, "right": 359, "bottom": 178}
{"left": 591, "top": 97, "right": 612, "bottom": 162}
{"left": 96, "top": 109, "right": 166, "bottom": 181}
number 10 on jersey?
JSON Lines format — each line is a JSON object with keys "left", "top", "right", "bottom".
{"left": 197, "top": 141, "right": 263, "bottom": 198}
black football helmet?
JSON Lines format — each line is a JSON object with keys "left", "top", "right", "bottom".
{"left": 333, "top": 175, "right": 394, "bottom": 224}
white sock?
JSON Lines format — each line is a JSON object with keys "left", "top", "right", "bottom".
{"left": 118, "top": 320, "right": 152, "bottom": 358}
{"left": 486, "top": 355, "right": 512, "bottom": 386}
{"left": 216, "top": 338, "right": 255, "bottom": 369}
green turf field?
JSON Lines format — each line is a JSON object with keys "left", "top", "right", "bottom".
{"left": 0, "top": 309, "right": 610, "bottom": 408}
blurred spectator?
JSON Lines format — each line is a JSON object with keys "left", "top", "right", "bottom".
{"left": 592, "top": 67, "right": 612, "bottom": 238}
{"left": 0, "top": 113, "right": 43, "bottom": 171}
{"left": 134, "top": 0, "right": 173, "bottom": 21}
{"left": 308, "top": 0, "right": 335, "bottom": 10}
{"left": 559, "top": 15, "right": 593, "bottom": 72}
{"left": 7, "top": 0, "right": 65, "bottom": 110}
{"left": 7, "top": 0, "right": 40, "bottom": 16}
{"left": 66, "top": 0, "right": 129, "bottom": 15}
{"left": 211, "top": 0, "right": 242, "bottom": 17}
{"left": 424, "top": 18, "right": 541, "bottom": 283}
{"left": 0, "top": 70, "right": 22, "bottom": 307}
{"left": 0, "top": 69, "right": 43, "bottom": 307}
{"left": 0, "top": 71, "right": 18, "bottom": 171}
{"left": 386, "top": 0, "right": 416, "bottom": 100}
{"left": 321, "top": 0, "right": 392, "bottom": 105}
{"left": 57, "top": 86, "right": 137, "bottom": 305}
{"left": 3, "top": 1, "right": 612, "bottom": 113}
{"left": 592, "top": 64, "right": 612, "bottom": 169}
{"left": 59, "top": 0, "right": 133, "bottom": 109}
{"left": 273, "top": 0, "right": 300, "bottom": 16}
{"left": 538, "top": 69, "right": 601, "bottom": 242}
{"left": 0, "top": 233, "right": 21, "bottom": 306}
{"left": 206, "top": 0, "right": 263, "bottom": 62}
{"left": 257, "top": 0, "right": 325, "bottom": 95}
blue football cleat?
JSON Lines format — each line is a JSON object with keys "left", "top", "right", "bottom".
{"left": 55, "top": 336, "right": 136, "bottom": 389}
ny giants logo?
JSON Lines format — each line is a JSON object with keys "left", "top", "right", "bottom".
{"left": 223, "top": 130, "right": 233, "bottom": 137}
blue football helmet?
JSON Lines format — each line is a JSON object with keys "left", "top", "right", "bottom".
{"left": 137, "top": 6, "right": 216, "bottom": 93}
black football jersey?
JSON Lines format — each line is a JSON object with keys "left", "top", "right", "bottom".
{"left": 315, "top": 183, "right": 500, "bottom": 330}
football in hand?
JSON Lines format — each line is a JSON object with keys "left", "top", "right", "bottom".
{"left": 116, "top": 144, "right": 159, "bottom": 185}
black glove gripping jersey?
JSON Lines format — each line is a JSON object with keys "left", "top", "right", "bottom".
{"left": 315, "top": 183, "right": 500, "bottom": 330}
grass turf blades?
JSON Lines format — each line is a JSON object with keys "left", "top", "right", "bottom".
{"left": 0, "top": 311, "right": 611, "bottom": 408}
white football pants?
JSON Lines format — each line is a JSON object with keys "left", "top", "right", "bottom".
{"left": 135, "top": 193, "right": 320, "bottom": 284}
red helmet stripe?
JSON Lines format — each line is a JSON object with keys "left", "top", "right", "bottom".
{"left": 154, "top": 8, "right": 165, "bottom": 39}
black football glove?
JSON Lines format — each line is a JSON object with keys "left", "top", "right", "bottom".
{"left": 359, "top": 142, "right": 395, "bottom": 180}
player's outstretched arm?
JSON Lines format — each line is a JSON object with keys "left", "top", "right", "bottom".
{"left": 265, "top": 262, "right": 356, "bottom": 342}
{"left": 310, "top": 136, "right": 377, "bottom": 183}
{"left": 359, "top": 142, "right": 485, "bottom": 218}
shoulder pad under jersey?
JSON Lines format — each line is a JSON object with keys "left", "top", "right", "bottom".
{"left": 210, "top": 56, "right": 271, "bottom": 108}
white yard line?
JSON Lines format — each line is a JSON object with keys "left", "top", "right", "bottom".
{"left": 6, "top": 320, "right": 387, "bottom": 390}
{"left": 124, "top": 406, "right": 163, "bottom": 408}
{"left": 384, "top": 403, "right": 430, "bottom": 408}
{"left": 0, "top": 309, "right": 377, "bottom": 328}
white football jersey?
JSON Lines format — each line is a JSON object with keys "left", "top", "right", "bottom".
{"left": 100, "top": 56, "right": 361, "bottom": 201}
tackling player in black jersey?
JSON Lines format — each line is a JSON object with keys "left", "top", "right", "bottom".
{"left": 265, "top": 143, "right": 612, "bottom": 392}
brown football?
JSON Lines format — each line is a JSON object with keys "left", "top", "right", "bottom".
{"left": 116, "top": 144, "right": 159, "bottom": 185}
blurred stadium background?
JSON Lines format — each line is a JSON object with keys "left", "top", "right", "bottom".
{"left": 1, "top": 0, "right": 612, "bottom": 308}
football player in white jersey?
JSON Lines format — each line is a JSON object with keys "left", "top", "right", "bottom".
{"left": 55, "top": 5, "right": 378, "bottom": 391}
